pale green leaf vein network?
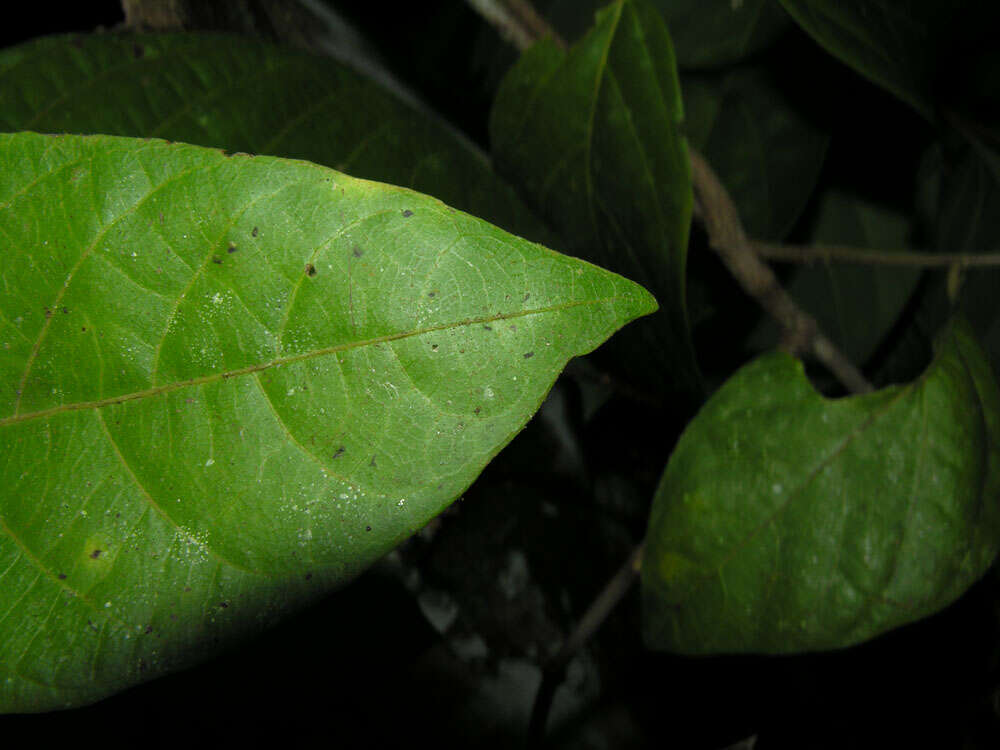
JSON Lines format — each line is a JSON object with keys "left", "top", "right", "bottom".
{"left": 148, "top": 176, "right": 300, "bottom": 383}
{"left": 93, "top": 407, "right": 268, "bottom": 578}
{"left": 250, "top": 372, "right": 358, "bottom": 491}
{"left": 274, "top": 207, "right": 402, "bottom": 355}
{"left": 13, "top": 157, "right": 219, "bottom": 415}
{"left": 0, "top": 296, "right": 630, "bottom": 428}
{"left": 0, "top": 511, "right": 134, "bottom": 632}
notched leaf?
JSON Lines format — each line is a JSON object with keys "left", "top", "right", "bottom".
{"left": 642, "top": 317, "right": 1000, "bottom": 654}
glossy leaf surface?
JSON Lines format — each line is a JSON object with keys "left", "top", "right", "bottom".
{"left": 0, "top": 32, "right": 547, "bottom": 242}
{"left": 491, "top": 0, "right": 699, "bottom": 392}
{"left": 643, "top": 318, "right": 1000, "bottom": 654}
{"left": 0, "top": 132, "right": 655, "bottom": 711}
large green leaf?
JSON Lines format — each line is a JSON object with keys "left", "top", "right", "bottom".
{"left": 748, "top": 189, "right": 921, "bottom": 367}
{"left": 682, "top": 67, "right": 828, "bottom": 241}
{"left": 490, "top": 0, "right": 699, "bottom": 393}
{"left": 0, "top": 132, "right": 655, "bottom": 712}
{"left": 0, "top": 32, "right": 547, "bottom": 243}
{"left": 778, "top": 0, "right": 993, "bottom": 121}
{"left": 642, "top": 317, "right": 1000, "bottom": 654}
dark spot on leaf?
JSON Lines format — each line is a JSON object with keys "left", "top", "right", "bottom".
{"left": 305, "top": 263, "right": 317, "bottom": 277}
{"left": 483, "top": 324, "right": 492, "bottom": 331}
{"left": 333, "top": 446, "right": 345, "bottom": 459}
{"left": 81, "top": 327, "right": 87, "bottom": 332}
{"left": 159, "top": 211, "right": 165, "bottom": 224}
{"left": 219, "top": 601, "right": 229, "bottom": 609}
{"left": 145, "top": 625, "right": 153, "bottom": 634}
{"left": 369, "top": 455, "right": 377, "bottom": 467}
{"left": 402, "top": 210, "right": 413, "bottom": 218}
{"left": 524, "top": 293, "right": 530, "bottom": 301}
{"left": 252, "top": 226, "right": 258, "bottom": 237}
{"left": 212, "top": 256, "right": 223, "bottom": 265}
{"left": 524, "top": 351, "right": 534, "bottom": 358}
{"left": 90, "top": 549, "right": 101, "bottom": 559}
{"left": 227, "top": 243, "right": 238, "bottom": 253}
{"left": 474, "top": 407, "right": 481, "bottom": 415}
{"left": 305, "top": 573, "right": 313, "bottom": 581}
{"left": 184, "top": 586, "right": 192, "bottom": 592}
{"left": 366, "top": 525, "right": 372, "bottom": 532}
{"left": 62, "top": 307, "right": 69, "bottom": 314}
{"left": 428, "top": 291, "right": 435, "bottom": 298}
{"left": 44, "top": 307, "right": 52, "bottom": 318}
{"left": 58, "top": 573, "right": 67, "bottom": 580}
{"left": 431, "top": 344, "right": 438, "bottom": 351}
{"left": 352, "top": 246, "right": 363, "bottom": 257}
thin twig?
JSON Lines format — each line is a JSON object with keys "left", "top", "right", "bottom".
{"left": 689, "top": 149, "right": 874, "bottom": 394}
{"left": 527, "top": 542, "right": 645, "bottom": 747}
{"left": 752, "top": 241, "right": 1000, "bottom": 268}
{"left": 463, "top": 0, "right": 566, "bottom": 51}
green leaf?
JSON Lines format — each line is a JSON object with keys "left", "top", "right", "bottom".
{"left": 682, "top": 67, "right": 829, "bottom": 241}
{"left": 778, "top": 0, "right": 991, "bottom": 121}
{"left": 490, "top": 0, "right": 699, "bottom": 393}
{"left": 480, "top": 0, "right": 790, "bottom": 74}
{"left": 642, "top": 317, "right": 1000, "bottom": 654}
{"left": 0, "top": 32, "right": 547, "bottom": 243}
{"left": 747, "top": 189, "right": 921, "bottom": 366}
{"left": 0, "top": 132, "right": 655, "bottom": 712}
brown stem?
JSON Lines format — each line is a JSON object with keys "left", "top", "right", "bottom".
{"left": 527, "top": 542, "right": 644, "bottom": 746}
{"left": 689, "top": 149, "right": 874, "bottom": 394}
{"left": 464, "top": 0, "right": 566, "bottom": 51}
{"left": 752, "top": 241, "right": 1000, "bottom": 268}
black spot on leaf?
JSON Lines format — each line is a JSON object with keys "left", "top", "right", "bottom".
{"left": 332, "top": 446, "right": 345, "bottom": 459}
{"left": 227, "top": 243, "right": 238, "bottom": 253}
{"left": 305, "top": 263, "right": 317, "bottom": 277}
{"left": 251, "top": 227, "right": 258, "bottom": 237}
{"left": 89, "top": 549, "right": 101, "bottom": 559}
{"left": 524, "top": 351, "right": 534, "bottom": 358}
{"left": 352, "top": 246, "right": 363, "bottom": 257}
{"left": 402, "top": 210, "right": 413, "bottom": 218}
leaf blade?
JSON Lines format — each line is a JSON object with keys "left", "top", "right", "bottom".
{"left": 491, "top": 0, "right": 699, "bottom": 393}
{"left": 0, "top": 131, "right": 655, "bottom": 712}
{"left": 642, "top": 317, "right": 1000, "bottom": 653}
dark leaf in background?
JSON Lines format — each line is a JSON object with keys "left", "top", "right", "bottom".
{"left": 779, "top": 0, "right": 1000, "bottom": 122}
{"left": 0, "top": 32, "right": 549, "bottom": 244}
{"left": 682, "top": 65, "right": 829, "bottom": 241}
{"left": 491, "top": 0, "right": 700, "bottom": 394}
{"left": 748, "top": 189, "right": 921, "bottom": 367}
{"left": 643, "top": 318, "right": 1000, "bottom": 654}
